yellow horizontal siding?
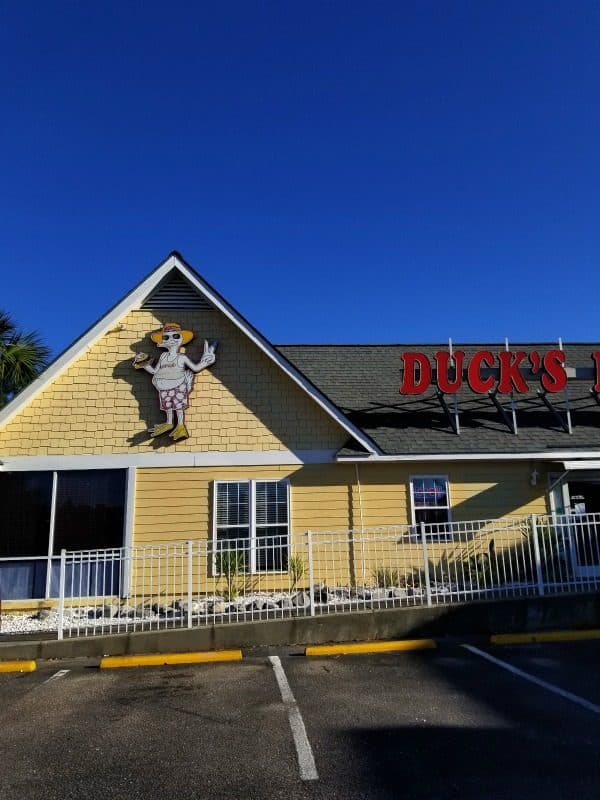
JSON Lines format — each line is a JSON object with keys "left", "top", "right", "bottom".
{"left": 127, "top": 460, "right": 553, "bottom": 594}
{"left": 133, "top": 460, "right": 551, "bottom": 549}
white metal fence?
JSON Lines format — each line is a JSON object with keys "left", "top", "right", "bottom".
{"left": 54, "top": 512, "right": 600, "bottom": 638}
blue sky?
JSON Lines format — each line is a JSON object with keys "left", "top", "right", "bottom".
{"left": 1, "top": 2, "right": 599, "bottom": 357}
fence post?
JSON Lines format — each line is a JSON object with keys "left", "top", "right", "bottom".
{"left": 530, "top": 514, "right": 545, "bottom": 596}
{"left": 57, "top": 548, "right": 66, "bottom": 640}
{"left": 307, "top": 530, "right": 315, "bottom": 617}
{"left": 187, "top": 540, "right": 193, "bottom": 629}
{"left": 420, "top": 522, "right": 432, "bottom": 607}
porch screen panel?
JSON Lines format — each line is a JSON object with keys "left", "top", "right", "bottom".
{"left": 52, "top": 469, "right": 126, "bottom": 553}
{"left": 0, "top": 472, "right": 52, "bottom": 599}
{"left": 0, "top": 472, "right": 52, "bottom": 556}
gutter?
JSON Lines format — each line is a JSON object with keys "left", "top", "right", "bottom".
{"left": 336, "top": 450, "right": 600, "bottom": 464}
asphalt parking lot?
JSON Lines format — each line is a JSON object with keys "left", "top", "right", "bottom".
{"left": 0, "top": 641, "right": 598, "bottom": 800}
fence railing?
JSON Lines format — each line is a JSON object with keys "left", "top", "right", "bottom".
{"left": 54, "top": 512, "right": 600, "bottom": 638}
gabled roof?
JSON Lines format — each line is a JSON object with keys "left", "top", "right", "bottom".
{"left": 278, "top": 343, "right": 600, "bottom": 459}
{"left": 0, "top": 252, "right": 380, "bottom": 455}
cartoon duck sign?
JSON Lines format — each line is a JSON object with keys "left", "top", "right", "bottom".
{"left": 133, "top": 322, "right": 217, "bottom": 441}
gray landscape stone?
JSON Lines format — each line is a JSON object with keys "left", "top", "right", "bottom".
{"left": 116, "top": 605, "right": 136, "bottom": 618}
{"left": 292, "top": 590, "right": 311, "bottom": 608}
{"left": 32, "top": 609, "right": 53, "bottom": 621}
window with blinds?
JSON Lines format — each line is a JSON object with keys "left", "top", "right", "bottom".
{"left": 214, "top": 480, "right": 289, "bottom": 572}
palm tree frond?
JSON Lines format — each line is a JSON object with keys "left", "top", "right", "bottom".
{"left": 0, "top": 316, "right": 50, "bottom": 408}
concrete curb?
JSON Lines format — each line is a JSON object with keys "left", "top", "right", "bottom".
{"left": 100, "top": 650, "right": 243, "bottom": 668}
{"left": 490, "top": 629, "right": 600, "bottom": 645}
{"left": 0, "top": 659, "right": 36, "bottom": 673}
{"left": 1, "top": 594, "right": 599, "bottom": 661}
{"left": 305, "top": 639, "right": 436, "bottom": 656}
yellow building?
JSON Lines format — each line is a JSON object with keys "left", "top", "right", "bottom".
{"left": 1, "top": 252, "right": 599, "bottom": 604}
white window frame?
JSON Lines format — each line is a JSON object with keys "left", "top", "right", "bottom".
{"left": 409, "top": 475, "right": 452, "bottom": 534}
{"left": 212, "top": 479, "right": 291, "bottom": 574}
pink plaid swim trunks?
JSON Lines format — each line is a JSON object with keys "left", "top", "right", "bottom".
{"left": 158, "top": 381, "right": 189, "bottom": 411}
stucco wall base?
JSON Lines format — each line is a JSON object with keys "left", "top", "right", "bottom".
{"left": 1, "top": 594, "right": 599, "bottom": 661}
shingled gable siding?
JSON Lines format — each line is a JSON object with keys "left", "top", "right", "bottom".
{"left": 0, "top": 309, "right": 347, "bottom": 457}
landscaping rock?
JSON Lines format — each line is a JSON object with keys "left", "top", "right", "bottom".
{"left": 160, "top": 608, "right": 180, "bottom": 619}
{"left": 278, "top": 596, "right": 293, "bottom": 609}
{"left": 331, "top": 587, "right": 351, "bottom": 600}
{"left": 179, "top": 600, "right": 203, "bottom": 616}
{"left": 312, "top": 583, "right": 329, "bottom": 603}
{"left": 292, "top": 590, "right": 311, "bottom": 608}
{"left": 116, "top": 604, "right": 136, "bottom": 618}
{"left": 33, "top": 608, "right": 53, "bottom": 621}
{"left": 210, "top": 600, "right": 227, "bottom": 615}
{"left": 370, "top": 588, "right": 391, "bottom": 601}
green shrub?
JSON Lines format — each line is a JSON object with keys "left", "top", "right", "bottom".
{"left": 288, "top": 554, "right": 305, "bottom": 590}
{"left": 215, "top": 550, "right": 246, "bottom": 601}
{"left": 373, "top": 567, "right": 402, "bottom": 588}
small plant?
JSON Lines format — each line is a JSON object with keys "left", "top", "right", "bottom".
{"left": 461, "top": 540, "right": 500, "bottom": 587}
{"left": 215, "top": 549, "right": 246, "bottom": 601}
{"left": 373, "top": 567, "right": 402, "bottom": 588}
{"left": 288, "top": 554, "right": 305, "bottom": 590}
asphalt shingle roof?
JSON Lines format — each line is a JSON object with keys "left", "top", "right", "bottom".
{"left": 277, "top": 343, "right": 600, "bottom": 456}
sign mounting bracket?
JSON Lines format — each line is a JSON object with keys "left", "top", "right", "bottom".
{"left": 436, "top": 390, "right": 460, "bottom": 435}
{"left": 537, "top": 390, "right": 571, "bottom": 434}
{"left": 488, "top": 389, "right": 518, "bottom": 434}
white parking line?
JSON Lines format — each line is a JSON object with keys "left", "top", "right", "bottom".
{"left": 43, "top": 669, "right": 70, "bottom": 685}
{"left": 463, "top": 645, "right": 600, "bottom": 714}
{"left": 269, "top": 656, "right": 319, "bottom": 781}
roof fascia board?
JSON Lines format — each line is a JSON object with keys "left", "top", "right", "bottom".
{"left": 0, "top": 448, "right": 339, "bottom": 471}
{"left": 337, "top": 451, "right": 600, "bottom": 463}
{"left": 561, "top": 460, "right": 600, "bottom": 470}
{"left": 0, "top": 255, "right": 179, "bottom": 430}
{"left": 170, "top": 255, "right": 380, "bottom": 455}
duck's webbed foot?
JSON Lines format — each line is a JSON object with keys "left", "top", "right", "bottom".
{"left": 169, "top": 423, "right": 189, "bottom": 441}
{"left": 149, "top": 422, "right": 175, "bottom": 438}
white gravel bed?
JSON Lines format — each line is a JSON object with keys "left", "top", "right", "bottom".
{"left": 1, "top": 581, "right": 511, "bottom": 636}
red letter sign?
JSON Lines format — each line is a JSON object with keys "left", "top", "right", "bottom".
{"left": 466, "top": 350, "right": 496, "bottom": 393}
{"left": 435, "top": 351, "right": 464, "bottom": 393}
{"left": 498, "top": 351, "right": 529, "bottom": 393}
{"left": 541, "top": 350, "right": 567, "bottom": 392}
{"left": 400, "top": 353, "right": 432, "bottom": 394}
{"left": 593, "top": 352, "right": 600, "bottom": 392}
